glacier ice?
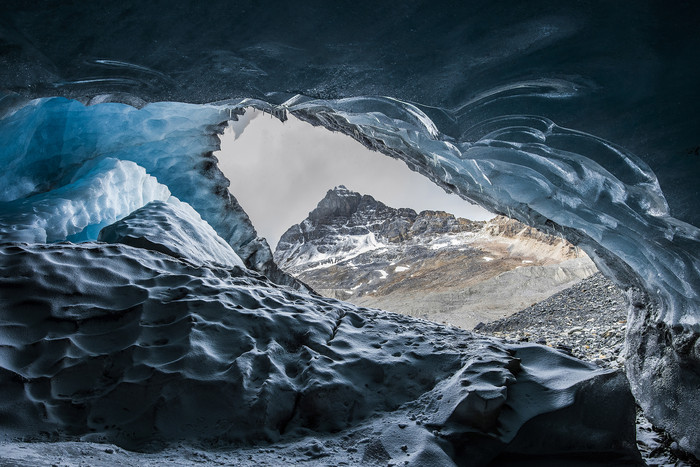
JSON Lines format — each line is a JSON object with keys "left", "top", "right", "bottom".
{"left": 0, "top": 241, "right": 640, "bottom": 463}
{"left": 290, "top": 98, "right": 698, "bottom": 322}
{"left": 98, "top": 198, "right": 244, "bottom": 269}
{"left": 0, "top": 97, "right": 304, "bottom": 290}
{"left": 0, "top": 157, "right": 171, "bottom": 243}
{"left": 1, "top": 0, "right": 699, "bottom": 459}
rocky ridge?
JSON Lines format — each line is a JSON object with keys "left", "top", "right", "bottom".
{"left": 475, "top": 273, "right": 627, "bottom": 369}
{"left": 476, "top": 273, "right": 700, "bottom": 466}
{"left": 274, "top": 186, "right": 596, "bottom": 328}
{"left": 274, "top": 185, "right": 486, "bottom": 270}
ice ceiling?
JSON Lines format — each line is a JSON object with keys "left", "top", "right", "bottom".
{"left": 1, "top": 0, "right": 699, "bottom": 457}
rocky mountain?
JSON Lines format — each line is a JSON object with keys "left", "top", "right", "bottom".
{"left": 274, "top": 186, "right": 596, "bottom": 329}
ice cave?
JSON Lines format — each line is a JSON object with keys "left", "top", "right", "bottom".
{"left": 1, "top": 1, "right": 699, "bottom": 465}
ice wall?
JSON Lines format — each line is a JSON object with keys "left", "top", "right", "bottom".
{"left": 0, "top": 96, "right": 306, "bottom": 291}
{"left": 0, "top": 241, "right": 640, "bottom": 463}
{"left": 286, "top": 96, "right": 700, "bottom": 456}
{"left": 1, "top": 0, "right": 699, "bottom": 456}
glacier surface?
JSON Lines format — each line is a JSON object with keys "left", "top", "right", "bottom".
{"left": 98, "top": 198, "right": 245, "bottom": 270}
{"left": 1, "top": 0, "right": 700, "bottom": 460}
{"left": 0, "top": 240, "right": 640, "bottom": 464}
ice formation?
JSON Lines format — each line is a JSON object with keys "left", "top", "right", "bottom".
{"left": 0, "top": 157, "right": 171, "bottom": 243}
{"left": 0, "top": 97, "right": 305, "bottom": 291}
{"left": 0, "top": 240, "right": 641, "bottom": 463}
{"left": 98, "top": 199, "right": 244, "bottom": 270}
{"left": 1, "top": 0, "right": 699, "bottom": 460}
{"left": 287, "top": 97, "right": 700, "bottom": 456}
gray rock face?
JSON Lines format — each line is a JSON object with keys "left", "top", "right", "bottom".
{"left": 476, "top": 273, "right": 699, "bottom": 465}
{"left": 275, "top": 187, "right": 595, "bottom": 329}
{"left": 276, "top": 186, "right": 484, "bottom": 263}
{"left": 277, "top": 186, "right": 430, "bottom": 258}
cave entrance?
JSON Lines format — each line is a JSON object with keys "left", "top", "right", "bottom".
{"left": 215, "top": 109, "right": 626, "bottom": 369}
{"left": 216, "top": 108, "right": 492, "bottom": 250}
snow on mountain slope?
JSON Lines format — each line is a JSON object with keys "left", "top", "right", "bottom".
{"left": 275, "top": 186, "right": 596, "bottom": 328}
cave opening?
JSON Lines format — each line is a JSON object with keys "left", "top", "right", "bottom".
{"left": 215, "top": 107, "right": 494, "bottom": 249}
{"left": 0, "top": 94, "right": 694, "bottom": 462}
{"left": 213, "top": 108, "right": 628, "bottom": 369}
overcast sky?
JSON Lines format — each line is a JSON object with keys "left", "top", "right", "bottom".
{"left": 216, "top": 110, "right": 494, "bottom": 249}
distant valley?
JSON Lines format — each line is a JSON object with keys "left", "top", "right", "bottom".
{"left": 274, "top": 186, "right": 596, "bottom": 329}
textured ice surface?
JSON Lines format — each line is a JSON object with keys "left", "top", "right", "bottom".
{"left": 1, "top": 0, "right": 699, "bottom": 457}
{"left": 0, "top": 158, "right": 171, "bottom": 243}
{"left": 0, "top": 242, "right": 640, "bottom": 463}
{"left": 0, "top": 97, "right": 304, "bottom": 290}
{"left": 285, "top": 97, "right": 700, "bottom": 455}
{"left": 98, "top": 199, "right": 244, "bottom": 269}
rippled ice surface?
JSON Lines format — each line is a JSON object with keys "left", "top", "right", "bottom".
{"left": 0, "top": 238, "right": 640, "bottom": 464}
{"left": 0, "top": 96, "right": 641, "bottom": 461}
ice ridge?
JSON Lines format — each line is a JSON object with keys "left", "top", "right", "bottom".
{"left": 0, "top": 97, "right": 305, "bottom": 291}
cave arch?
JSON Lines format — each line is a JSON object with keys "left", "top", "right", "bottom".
{"left": 1, "top": 0, "right": 699, "bottom": 457}
{"left": 0, "top": 94, "right": 697, "bottom": 455}
{"left": 257, "top": 96, "right": 700, "bottom": 456}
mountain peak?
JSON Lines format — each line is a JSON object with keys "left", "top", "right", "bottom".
{"left": 274, "top": 187, "right": 487, "bottom": 268}
{"left": 309, "top": 186, "right": 366, "bottom": 222}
